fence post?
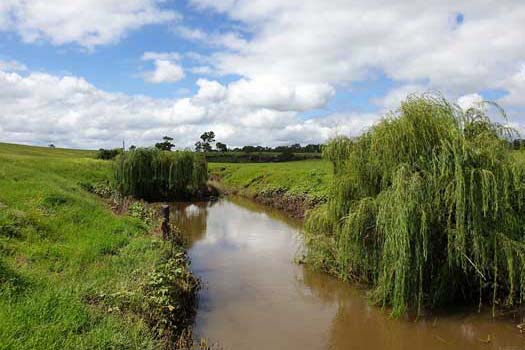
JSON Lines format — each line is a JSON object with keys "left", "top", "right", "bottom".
{"left": 161, "top": 205, "right": 170, "bottom": 240}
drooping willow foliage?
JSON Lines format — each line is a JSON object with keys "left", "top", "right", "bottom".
{"left": 114, "top": 148, "right": 208, "bottom": 200}
{"left": 305, "top": 94, "right": 525, "bottom": 317}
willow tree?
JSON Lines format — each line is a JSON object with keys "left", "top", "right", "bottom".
{"left": 114, "top": 148, "right": 208, "bottom": 200}
{"left": 306, "top": 94, "right": 525, "bottom": 317}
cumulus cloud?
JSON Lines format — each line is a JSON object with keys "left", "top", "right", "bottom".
{"left": 190, "top": 66, "right": 214, "bottom": 75}
{"left": 0, "top": 66, "right": 363, "bottom": 149}
{"left": 3, "top": 1, "right": 525, "bottom": 148}
{"left": 193, "top": 79, "right": 227, "bottom": 103}
{"left": 0, "top": 0, "right": 178, "bottom": 48}
{"left": 226, "top": 78, "right": 334, "bottom": 111}
{"left": 457, "top": 93, "right": 484, "bottom": 111}
{"left": 175, "top": 25, "right": 247, "bottom": 50}
{"left": 500, "top": 65, "right": 525, "bottom": 107}
{"left": 189, "top": 0, "right": 525, "bottom": 98}
{"left": 142, "top": 51, "right": 182, "bottom": 61}
{"left": 142, "top": 53, "right": 185, "bottom": 83}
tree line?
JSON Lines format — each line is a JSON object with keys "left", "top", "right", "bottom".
{"left": 151, "top": 131, "right": 322, "bottom": 154}
{"left": 96, "top": 129, "right": 321, "bottom": 160}
{"left": 96, "top": 131, "right": 525, "bottom": 161}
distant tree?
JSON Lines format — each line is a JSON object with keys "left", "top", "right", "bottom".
{"left": 155, "top": 136, "right": 175, "bottom": 151}
{"left": 216, "top": 142, "right": 228, "bottom": 152}
{"left": 225, "top": 143, "right": 323, "bottom": 154}
{"left": 48, "top": 144, "right": 55, "bottom": 148}
{"left": 194, "top": 141, "right": 204, "bottom": 152}
{"left": 277, "top": 146, "right": 295, "bottom": 161}
{"left": 199, "top": 131, "right": 215, "bottom": 152}
{"left": 129, "top": 145, "right": 136, "bottom": 151}
{"left": 304, "top": 144, "right": 321, "bottom": 153}
{"left": 242, "top": 145, "right": 257, "bottom": 153}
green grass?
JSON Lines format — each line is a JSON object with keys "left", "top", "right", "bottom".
{"left": 513, "top": 149, "right": 525, "bottom": 164}
{"left": 204, "top": 151, "right": 321, "bottom": 163}
{"left": 0, "top": 142, "right": 96, "bottom": 158}
{"left": 209, "top": 160, "right": 332, "bottom": 202}
{"left": 0, "top": 143, "right": 168, "bottom": 349}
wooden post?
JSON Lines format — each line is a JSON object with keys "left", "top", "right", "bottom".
{"left": 161, "top": 205, "right": 170, "bottom": 240}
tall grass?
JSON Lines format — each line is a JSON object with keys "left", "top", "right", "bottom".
{"left": 305, "top": 94, "right": 525, "bottom": 317}
{"left": 115, "top": 148, "right": 208, "bottom": 200}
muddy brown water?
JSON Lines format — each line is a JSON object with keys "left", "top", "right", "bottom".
{"left": 171, "top": 197, "right": 525, "bottom": 350}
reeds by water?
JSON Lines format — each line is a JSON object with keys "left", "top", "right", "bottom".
{"left": 306, "top": 94, "right": 525, "bottom": 317}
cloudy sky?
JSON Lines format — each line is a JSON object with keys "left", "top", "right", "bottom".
{"left": 0, "top": 0, "right": 524, "bottom": 149}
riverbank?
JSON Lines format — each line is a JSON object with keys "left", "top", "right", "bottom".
{"left": 208, "top": 160, "right": 332, "bottom": 218}
{"left": 0, "top": 143, "right": 198, "bottom": 349}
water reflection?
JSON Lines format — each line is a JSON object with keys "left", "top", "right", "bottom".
{"left": 172, "top": 198, "right": 525, "bottom": 350}
{"left": 170, "top": 201, "right": 210, "bottom": 246}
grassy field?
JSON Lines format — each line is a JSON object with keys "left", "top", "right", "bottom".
{"left": 205, "top": 151, "right": 321, "bottom": 163}
{"left": 209, "top": 160, "right": 332, "bottom": 203}
{"left": 0, "top": 143, "right": 174, "bottom": 349}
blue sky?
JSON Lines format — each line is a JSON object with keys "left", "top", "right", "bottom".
{"left": 0, "top": 1, "right": 524, "bottom": 149}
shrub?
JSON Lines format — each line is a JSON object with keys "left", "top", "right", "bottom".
{"left": 79, "top": 181, "right": 114, "bottom": 198}
{"left": 141, "top": 251, "right": 199, "bottom": 341}
{"left": 306, "top": 94, "right": 525, "bottom": 317}
{"left": 96, "top": 148, "right": 122, "bottom": 160}
{"left": 114, "top": 148, "right": 208, "bottom": 200}
{"left": 127, "top": 201, "right": 156, "bottom": 227}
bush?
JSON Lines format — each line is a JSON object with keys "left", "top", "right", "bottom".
{"left": 141, "top": 251, "right": 199, "bottom": 341}
{"left": 79, "top": 181, "right": 114, "bottom": 198}
{"left": 306, "top": 94, "right": 525, "bottom": 316}
{"left": 114, "top": 148, "right": 208, "bottom": 200}
{"left": 96, "top": 148, "right": 122, "bottom": 160}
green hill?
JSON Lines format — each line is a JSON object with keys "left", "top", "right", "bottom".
{"left": 0, "top": 143, "right": 167, "bottom": 349}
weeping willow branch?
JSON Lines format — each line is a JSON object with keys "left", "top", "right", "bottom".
{"left": 305, "top": 94, "right": 525, "bottom": 317}
{"left": 114, "top": 148, "right": 208, "bottom": 201}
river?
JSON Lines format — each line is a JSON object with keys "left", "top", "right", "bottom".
{"left": 171, "top": 197, "right": 524, "bottom": 350}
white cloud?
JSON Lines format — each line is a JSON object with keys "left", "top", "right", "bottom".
{"left": 500, "top": 64, "right": 525, "bottom": 107}
{"left": 0, "top": 66, "right": 363, "bottom": 149}
{"left": 0, "top": 0, "right": 178, "bottom": 48}
{"left": 143, "top": 59, "right": 185, "bottom": 83}
{"left": 175, "top": 25, "right": 208, "bottom": 41}
{"left": 193, "top": 79, "right": 227, "bottom": 103}
{"left": 142, "top": 51, "right": 181, "bottom": 61}
{"left": 190, "top": 66, "right": 214, "bottom": 75}
{"left": 457, "top": 93, "right": 484, "bottom": 111}
{"left": 189, "top": 0, "right": 525, "bottom": 99}
{"left": 226, "top": 78, "right": 334, "bottom": 112}
{"left": 175, "top": 25, "right": 246, "bottom": 50}
{"left": 3, "top": 1, "right": 525, "bottom": 148}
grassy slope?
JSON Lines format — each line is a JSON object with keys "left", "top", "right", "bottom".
{"left": 209, "top": 160, "right": 333, "bottom": 202}
{"left": 513, "top": 149, "right": 525, "bottom": 163}
{"left": 0, "top": 143, "right": 165, "bottom": 349}
{"left": 204, "top": 151, "right": 321, "bottom": 163}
